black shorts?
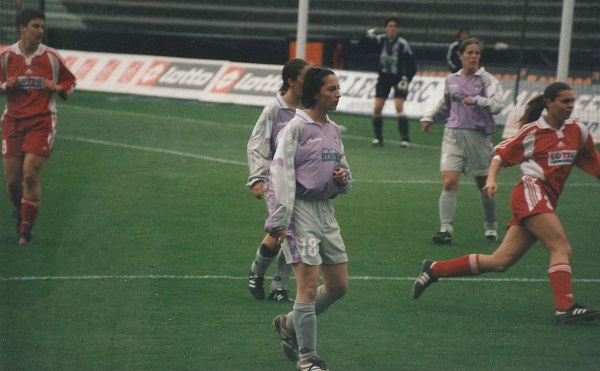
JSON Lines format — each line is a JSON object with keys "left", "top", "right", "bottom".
{"left": 375, "top": 73, "right": 408, "bottom": 99}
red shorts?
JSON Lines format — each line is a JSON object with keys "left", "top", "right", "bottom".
{"left": 507, "top": 175, "right": 558, "bottom": 228}
{"left": 2, "top": 114, "right": 56, "bottom": 158}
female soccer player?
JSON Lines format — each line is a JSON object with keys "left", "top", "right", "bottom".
{"left": 246, "top": 58, "right": 310, "bottom": 302}
{"left": 413, "top": 82, "right": 600, "bottom": 324}
{"left": 0, "top": 8, "right": 76, "bottom": 245}
{"left": 421, "top": 37, "right": 504, "bottom": 244}
{"left": 268, "top": 66, "right": 351, "bottom": 371}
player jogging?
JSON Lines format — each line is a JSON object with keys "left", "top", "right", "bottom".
{"left": 0, "top": 8, "right": 76, "bottom": 245}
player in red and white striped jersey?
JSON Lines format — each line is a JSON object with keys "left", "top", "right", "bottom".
{"left": 0, "top": 8, "right": 76, "bottom": 245}
{"left": 413, "top": 82, "right": 600, "bottom": 323}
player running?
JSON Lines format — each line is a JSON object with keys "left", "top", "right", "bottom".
{"left": 413, "top": 82, "right": 600, "bottom": 324}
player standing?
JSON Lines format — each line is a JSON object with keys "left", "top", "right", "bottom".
{"left": 247, "top": 58, "right": 310, "bottom": 302}
{"left": 0, "top": 8, "right": 76, "bottom": 245}
{"left": 269, "top": 67, "right": 351, "bottom": 371}
{"left": 413, "top": 82, "right": 600, "bottom": 324}
{"left": 446, "top": 28, "right": 470, "bottom": 73}
{"left": 365, "top": 15, "right": 417, "bottom": 148}
{"left": 421, "top": 38, "right": 504, "bottom": 244}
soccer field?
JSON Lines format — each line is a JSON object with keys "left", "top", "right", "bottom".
{"left": 1, "top": 91, "right": 599, "bottom": 370}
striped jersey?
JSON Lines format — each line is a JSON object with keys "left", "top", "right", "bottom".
{"left": 0, "top": 42, "right": 76, "bottom": 119}
{"left": 495, "top": 117, "right": 600, "bottom": 203}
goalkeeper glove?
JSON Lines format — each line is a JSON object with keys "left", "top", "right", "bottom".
{"left": 397, "top": 76, "right": 409, "bottom": 94}
{"left": 366, "top": 28, "right": 377, "bottom": 38}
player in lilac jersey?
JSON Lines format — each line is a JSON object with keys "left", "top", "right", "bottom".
{"left": 268, "top": 67, "right": 350, "bottom": 371}
{"left": 421, "top": 38, "right": 505, "bottom": 245}
{"left": 246, "top": 59, "right": 309, "bottom": 302}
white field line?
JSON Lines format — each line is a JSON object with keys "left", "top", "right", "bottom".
{"left": 1, "top": 275, "right": 598, "bottom": 283}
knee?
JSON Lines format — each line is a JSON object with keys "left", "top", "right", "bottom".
{"left": 23, "top": 174, "right": 39, "bottom": 192}
{"left": 442, "top": 179, "right": 458, "bottom": 192}
{"left": 6, "top": 179, "right": 21, "bottom": 195}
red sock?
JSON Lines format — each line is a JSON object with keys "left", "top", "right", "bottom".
{"left": 20, "top": 197, "right": 40, "bottom": 235}
{"left": 548, "top": 263, "right": 573, "bottom": 312}
{"left": 431, "top": 254, "right": 481, "bottom": 278}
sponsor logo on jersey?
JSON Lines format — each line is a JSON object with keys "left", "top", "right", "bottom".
{"left": 17, "top": 75, "right": 43, "bottom": 89}
{"left": 548, "top": 150, "right": 576, "bottom": 166}
{"left": 307, "top": 137, "right": 322, "bottom": 144}
{"left": 321, "top": 148, "right": 341, "bottom": 162}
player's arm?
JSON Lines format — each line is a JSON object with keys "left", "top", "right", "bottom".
{"left": 470, "top": 74, "right": 504, "bottom": 114}
{"left": 421, "top": 77, "right": 451, "bottom": 131}
{"left": 247, "top": 105, "right": 275, "bottom": 194}
{"left": 483, "top": 156, "right": 502, "bottom": 198}
{"left": 0, "top": 76, "right": 19, "bottom": 94}
{"left": 574, "top": 125, "right": 600, "bottom": 180}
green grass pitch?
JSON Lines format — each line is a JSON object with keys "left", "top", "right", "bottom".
{"left": 1, "top": 91, "right": 599, "bottom": 370}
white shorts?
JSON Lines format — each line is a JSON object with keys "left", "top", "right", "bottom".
{"left": 440, "top": 128, "right": 494, "bottom": 177}
{"left": 282, "top": 197, "right": 348, "bottom": 266}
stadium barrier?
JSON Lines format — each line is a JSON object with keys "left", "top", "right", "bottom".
{"left": 58, "top": 49, "right": 600, "bottom": 143}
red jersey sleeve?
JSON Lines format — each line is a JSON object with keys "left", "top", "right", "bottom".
{"left": 494, "top": 123, "right": 534, "bottom": 167}
{"left": 574, "top": 129, "right": 600, "bottom": 179}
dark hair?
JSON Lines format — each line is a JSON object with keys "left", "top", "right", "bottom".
{"left": 16, "top": 8, "right": 45, "bottom": 29}
{"left": 384, "top": 16, "right": 400, "bottom": 27}
{"left": 517, "top": 82, "right": 572, "bottom": 127}
{"left": 458, "top": 37, "right": 482, "bottom": 54}
{"left": 301, "top": 66, "right": 336, "bottom": 109}
{"left": 280, "top": 58, "right": 309, "bottom": 94}
{"left": 458, "top": 28, "right": 470, "bottom": 38}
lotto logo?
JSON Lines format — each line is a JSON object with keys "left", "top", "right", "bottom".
{"left": 211, "top": 66, "right": 246, "bottom": 93}
{"left": 137, "top": 61, "right": 171, "bottom": 86}
{"left": 548, "top": 150, "right": 576, "bottom": 166}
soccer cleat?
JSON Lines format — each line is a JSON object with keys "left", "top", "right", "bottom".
{"left": 18, "top": 233, "right": 32, "bottom": 246}
{"left": 372, "top": 138, "right": 383, "bottom": 147}
{"left": 268, "top": 288, "right": 294, "bottom": 303}
{"left": 248, "top": 271, "right": 265, "bottom": 300}
{"left": 400, "top": 140, "right": 411, "bottom": 148}
{"left": 413, "top": 259, "right": 438, "bottom": 299}
{"left": 432, "top": 231, "right": 452, "bottom": 244}
{"left": 297, "top": 357, "right": 328, "bottom": 371}
{"left": 556, "top": 304, "right": 600, "bottom": 324}
{"left": 485, "top": 229, "right": 498, "bottom": 242}
{"left": 272, "top": 314, "right": 299, "bottom": 362}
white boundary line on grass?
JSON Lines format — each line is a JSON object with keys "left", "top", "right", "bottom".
{"left": 1, "top": 275, "right": 599, "bottom": 283}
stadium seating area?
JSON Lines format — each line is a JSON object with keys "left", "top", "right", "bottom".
{"left": 46, "top": 0, "right": 599, "bottom": 51}
{"left": 0, "top": 0, "right": 595, "bottom": 77}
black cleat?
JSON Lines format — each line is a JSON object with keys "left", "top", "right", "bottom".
{"left": 433, "top": 231, "right": 452, "bottom": 244}
{"left": 413, "top": 260, "right": 438, "bottom": 299}
{"left": 268, "top": 288, "right": 294, "bottom": 303}
{"left": 248, "top": 271, "right": 265, "bottom": 300}
{"left": 556, "top": 304, "right": 600, "bottom": 324}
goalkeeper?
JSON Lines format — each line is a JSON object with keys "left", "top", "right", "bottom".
{"left": 364, "top": 15, "right": 417, "bottom": 148}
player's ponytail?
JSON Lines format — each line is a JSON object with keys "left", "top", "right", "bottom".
{"left": 280, "top": 58, "right": 309, "bottom": 94}
{"left": 517, "top": 82, "right": 572, "bottom": 128}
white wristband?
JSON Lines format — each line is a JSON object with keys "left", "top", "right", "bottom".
{"left": 1, "top": 82, "right": 6, "bottom": 91}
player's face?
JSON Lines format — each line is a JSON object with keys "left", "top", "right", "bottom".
{"left": 547, "top": 89, "right": 575, "bottom": 123}
{"left": 459, "top": 44, "right": 481, "bottom": 71}
{"left": 315, "top": 74, "right": 341, "bottom": 112}
{"left": 20, "top": 18, "right": 45, "bottom": 46}
{"left": 385, "top": 21, "right": 399, "bottom": 39}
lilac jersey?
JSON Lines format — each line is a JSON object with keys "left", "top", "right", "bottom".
{"left": 246, "top": 92, "right": 297, "bottom": 187}
{"left": 265, "top": 110, "right": 352, "bottom": 232}
{"left": 422, "top": 67, "right": 504, "bottom": 134}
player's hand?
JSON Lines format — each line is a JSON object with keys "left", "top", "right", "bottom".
{"left": 44, "top": 79, "right": 60, "bottom": 92}
{"left": 333, "top": 168, "right": 347, "bottom": 185}
{"left": 366, "top": 28, "right": 377, "bottom": 37}
{"left": 269, "top": 229, "right": 287, "bottom": 244}
{"left": 482, "top": 181, "right": 498, "bottom": 198}
{"left": 397, "top": 76, "right": 409, "bottom": 94}
{"left": 421, "top": 121, "right": 432, "bottom": 133}
{"left": 2, "top": 77, "right": 19, "bottom": 91}
{"left": 250, "top": 181, "right": 265, "bottom": 199}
